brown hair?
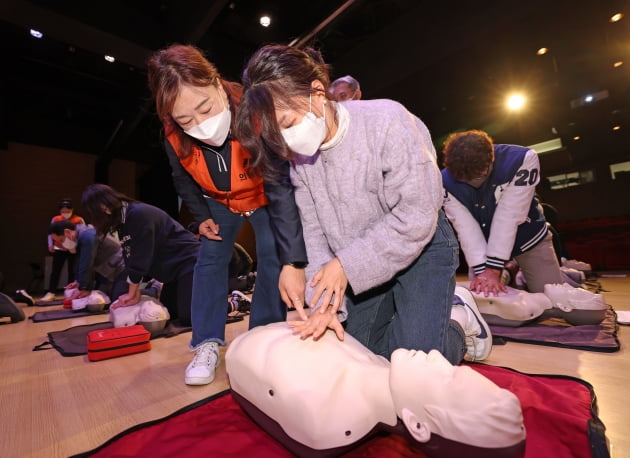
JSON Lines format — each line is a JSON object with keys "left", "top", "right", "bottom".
{"left": 442, "top": 130, "right": 495, "bottom": 181}
{"left": 147, "top": 44, "right": 243, "bottom": 158}
{"left": 80, "top": 184, "right": 136, "bottom": 235}
{"left": 235, "top": 44, "right": 331, "bottom": 178}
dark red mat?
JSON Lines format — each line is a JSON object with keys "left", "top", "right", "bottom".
{"left": 73, "top": 363, "right": 609, "bottom": 458}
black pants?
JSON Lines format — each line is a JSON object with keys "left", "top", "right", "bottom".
{"left": 47, "top": 250, "right": 76, "bottom": 292}
{"left": 159, "top": 270, "right": 193, "bottom": 327}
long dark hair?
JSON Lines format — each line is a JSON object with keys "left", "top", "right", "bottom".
{"left": 147, "top": 44, "right": 243, "bottom": 158}
{"left": 81, "top": 184, "right": 136, "bottom": 235}
{"left": 235, "top": 45, "right": 331, "bottom": 179}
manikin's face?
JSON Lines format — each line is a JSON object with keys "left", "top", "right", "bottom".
{"left": 390, "top": 348, "right": 525, "bottom": 448}
{"left": 171, "top": 83, "right": 226, "bottom": 130}
{"left": 390, "top": 349, "right": 498, "bottom": 410}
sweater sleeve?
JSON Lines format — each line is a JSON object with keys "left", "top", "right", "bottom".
{"left": 335, "top": 107, "right": 443, "bottom": 294}
{"left": 486, "top": 149, "right": 540, "bottom": 267}
{"left": 163, "top": 138, "right": 213, "bottom": 223}
{"left": 263, "top": 159, "right": 308, "bottom": 265}
{"left": 291, "top": 169, "right": 340, "bottom": 313}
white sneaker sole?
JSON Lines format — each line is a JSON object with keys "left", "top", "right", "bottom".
{"left": 454, "top": 286, "right": 493, "bottom": 361}
{"left": 185, "top": 375, "right": 216, "bottom": 386}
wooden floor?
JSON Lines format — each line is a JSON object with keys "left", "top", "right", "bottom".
{"left": 1, "top": 273, "right": 629, "bottom": 458}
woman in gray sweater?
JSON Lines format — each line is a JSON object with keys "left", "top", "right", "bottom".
{"left": 236, "top": 45, "right": 491, "bottom": 364}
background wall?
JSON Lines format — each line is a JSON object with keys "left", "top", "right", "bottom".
{"left": 0, "top": 142, "right": 138, "bottom": 292}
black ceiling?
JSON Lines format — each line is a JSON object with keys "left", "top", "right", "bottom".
{"left": 2, "top": 0, "right": 629, "bottom": 174}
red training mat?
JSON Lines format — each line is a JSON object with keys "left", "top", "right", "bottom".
{"left": 75, "top": 364, "right": 608, "bottom": 458}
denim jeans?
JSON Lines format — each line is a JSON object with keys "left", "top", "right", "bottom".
{"left": 190, "top": 198, "right": 285, "bottom": 349}
{"left": 344, "top": 210, "right": 466, "bottom": 365}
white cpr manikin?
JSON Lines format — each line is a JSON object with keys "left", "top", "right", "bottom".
{"left": 458, "top": 282, "right": 607, "bottom": 326}
{"left": 109, "top": 295, "right": 170, "bottom": 328}
{"left": 542, "top": 283, "right": 607, "bottom": 325}
{"left": 70, "top": 290, "right": 110, "bottom": 311}
{"left": 226, "top": 322, "right": 525, "bottom": 451}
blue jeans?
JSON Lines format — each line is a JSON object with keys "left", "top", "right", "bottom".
{"left": 190, "top": 199, "right": 285, "bottom": 349}
{"left": 344, "top": 211, "right": 466, "bottom": 365}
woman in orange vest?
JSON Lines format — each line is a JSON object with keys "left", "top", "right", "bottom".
{"left": 147, "top": 44, "right": 305, "bottom": 386}
{"left": 40, "top": 198, "right": 85, "bottom": 302}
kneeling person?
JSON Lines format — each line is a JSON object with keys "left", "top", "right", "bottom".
{"left": 48, "top": 220, "right": 127, "bottom": 303}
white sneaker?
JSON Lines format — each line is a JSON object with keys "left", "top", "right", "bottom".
{"left": 185, "top": 342, "right": 220, "bottom": 385}
{"left": 40, "top": 292, "right": 56, "bottom": 302}
{"left": 452, "top": 287, "right": 492, "bottom": 361}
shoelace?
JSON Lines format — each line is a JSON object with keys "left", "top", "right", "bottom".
{"left": 191, "top": 344, "right": 217, "bottom": 368}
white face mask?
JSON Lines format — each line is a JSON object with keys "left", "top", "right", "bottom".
{"left": 184, "top": 91, "right": 231, "bottom": 146}
{"left": 60, "top": 211, "right": 72, "bottom": 219}
{"left": 62, "top": 237, "right": 77, "bottom": 251}
{"left": 281, "top": 93, "right": 327, "bottom": 157}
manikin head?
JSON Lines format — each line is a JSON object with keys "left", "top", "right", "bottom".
{"left": 109, "top": 295, "right": 170, "bottom": 328}
{"left": 71, "top": 290, "right": 110, "bottom": 311}
{"left": 390, "top": 349, "right": 526, "bottom": 449}
{"left": 544, "top": 283, "right": 606, "bottom": 312}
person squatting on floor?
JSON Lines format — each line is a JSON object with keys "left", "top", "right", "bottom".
{"left": 48, "top": 220, "right": 128, "bottom": 302}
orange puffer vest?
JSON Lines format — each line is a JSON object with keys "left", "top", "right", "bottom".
{"left": 166, "top": 131, "right": 267, "bottom": 214}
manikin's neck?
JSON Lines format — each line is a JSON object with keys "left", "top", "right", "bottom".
{"left": 366, "top": 365, "right": 398, "bottom": 426}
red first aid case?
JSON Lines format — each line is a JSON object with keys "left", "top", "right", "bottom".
{"left": 86, "top": 325, "right": 151, "bottom": 361}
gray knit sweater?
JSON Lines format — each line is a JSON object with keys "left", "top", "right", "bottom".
{"left": 292, "top": 99, "right": 443, "bottom": 301}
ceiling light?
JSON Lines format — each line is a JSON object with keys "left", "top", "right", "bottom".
{"left": 614, "top": 61, "right": 623, "bottom": 68}
{"left": 29, "top": 29, "right": 43, "bottom": 39}
{"left": 613, "top": 125, "right": 621, "bottom": 131}
{"left": 506, "top": 94, "right": 526, "bottom": 111}
{"left": 104, "top": 55, "right": 115, "bottom": 63}
{"left": 536, "top": 47, "right": 548, "bottom": 56}
{"left": 584, "top": 95, "right": 594, "bottom": 103}
{"left": 260, "top": 15, "right": 271, "bottom": 27}
{"left": 573, "top": 136, "right": 581, "bottom": 141}
{"left": 610, "top": 13, "right": 623, "bottom": 23}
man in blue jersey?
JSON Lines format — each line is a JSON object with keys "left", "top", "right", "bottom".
{"left": 441, "top": 130, "right": 563, "bottom": 296}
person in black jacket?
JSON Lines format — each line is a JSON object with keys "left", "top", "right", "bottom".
{"left": 146, "top": 44, "right": 309, "bottom": 386}
{"left": 81, "top": 184, "right": 198, "bottom": 326}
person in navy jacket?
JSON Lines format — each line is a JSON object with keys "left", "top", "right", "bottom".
{"left": 81, "top": 184, "right": 199, "bottom": 326}
{"left": 441, "top": 130, "right": 563, "bottom": 296}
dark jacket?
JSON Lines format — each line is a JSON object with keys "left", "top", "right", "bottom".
{"left": 117, "top": 202, "right": 199, "bottom": 284}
